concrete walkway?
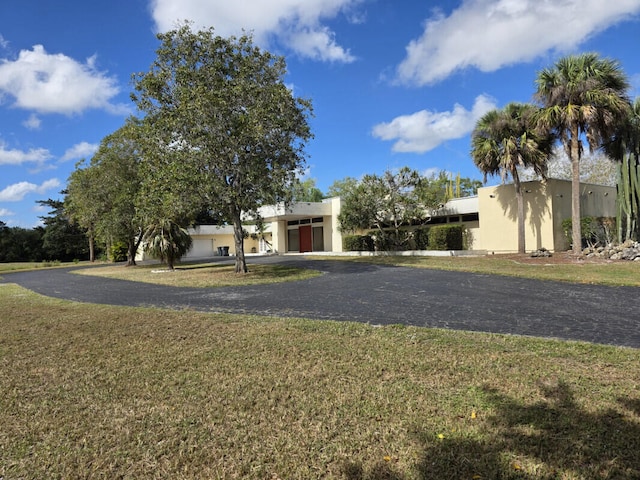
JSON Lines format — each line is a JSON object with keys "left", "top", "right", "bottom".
{"left": 3, "top": 256, "right": 640, "bottom": 349}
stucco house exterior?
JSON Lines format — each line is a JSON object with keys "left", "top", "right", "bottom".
{"left": 174, "top": 179, "right": 616, "bottom": 260}
{"left": 476, "top": 179, "right": 616, "bottom": 253}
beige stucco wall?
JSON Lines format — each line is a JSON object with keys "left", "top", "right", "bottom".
{"left": 183, "top": 225, "right": 265, "bottom": 259}
{"left": 478, "top": 179, "right": 616, "bottom": 253}
{"left": 328, "top": 197, "right": 343, "bottom": 252}
{"left": 261, "top": 197, "right": 342, "bottom": 253}
{"left": 270, "top": 220, "right": 287, "bottom": 253}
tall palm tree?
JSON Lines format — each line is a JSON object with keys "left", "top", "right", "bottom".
{"left": 535, "top": 53, "right": 630, "bottom": 254}
{"left": 471, "top": 103, "right": 553, "bottom": 253}
{"left": 142, "top": 218, "right": 193, "bottom": 270}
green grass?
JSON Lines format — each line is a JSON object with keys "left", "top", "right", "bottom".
{"left": 73, "top": 261, "right": 321, "bottom": 287}
{"left": 313, "top": 254, "right": 640, "bottom": 287}
{"left": 0, "top": 260, "right": 83, "bottom": 273}
{"left": 1, "top": 283, "right": 639, "bottom": 479}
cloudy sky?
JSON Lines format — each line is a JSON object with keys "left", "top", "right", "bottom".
{"left": 1, "top": 0, "right": 639, "bottom": 227}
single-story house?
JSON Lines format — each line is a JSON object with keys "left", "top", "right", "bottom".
{"left": 477, "top": 178, "right": 616, "bottom": 253}
{"left": 162, "top": 179, "right": 616, "bottom": 260}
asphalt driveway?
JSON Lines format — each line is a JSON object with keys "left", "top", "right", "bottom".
{"left": 3, "top": 256, "right": 640, "bottom": 349}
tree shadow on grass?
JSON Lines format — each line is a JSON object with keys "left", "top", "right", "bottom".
{"left": 415, "top": 381, "right": 640, "bottom": 479}
{"left": 341, "top": 381, "right": 640, "bottom": 479}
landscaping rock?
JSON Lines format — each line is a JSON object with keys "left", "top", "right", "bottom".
{"left": 582, "top": 241, "right": 640, "bottom": 261}
{"left": 530, "top": 248, "right": 552, "bottom": 258}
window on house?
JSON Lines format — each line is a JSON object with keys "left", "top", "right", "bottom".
{"left": 288, "top": 229, "right": 299, "bottom": 251}
{"left": 461, "top": 213, "right": 479, "bottom": 222}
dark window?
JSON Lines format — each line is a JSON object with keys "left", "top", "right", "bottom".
{"left": 461, "top": 213, "right": 479, "bottom": 222}
{"left": 288, "top": 229, "right": 299, "bottom": 251}
{"left": 300, "top": 218, "right": 311, "bottom": 224}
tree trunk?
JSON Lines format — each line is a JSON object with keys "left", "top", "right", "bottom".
{"left": 570, "top": 126, "right": 582, "bottom": 255}
{"left": 231, "top": 208, "right": 247, "bottom": 274}
{"left": 514, "top": 179, "right": 526, "bottom": 254}
{"left": 88, "top": 227, "right": 95, "bottom": 262}
{"left": 126, "top": 237, "right": 137, "bottom": 267}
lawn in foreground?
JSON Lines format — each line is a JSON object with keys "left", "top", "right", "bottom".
{"left": 2, "top": 284, "right": 639, "bottom": 479}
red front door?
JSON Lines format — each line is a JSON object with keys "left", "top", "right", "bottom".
{"left": 299, "top": 225, "right": 312, "bottom": 253}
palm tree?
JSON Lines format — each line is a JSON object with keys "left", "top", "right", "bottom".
{"left": 142, "top": 218, "right": 193, "bottom": 270}
{"left": 535, "top": 53, "right": 630, "bottom": 254}
{"left": 471, "top": 103, "right": 553, "bottom": 253}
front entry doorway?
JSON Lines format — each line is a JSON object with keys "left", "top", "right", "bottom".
{"left": 299, "top": 225, "right": 312, "bottom": 253}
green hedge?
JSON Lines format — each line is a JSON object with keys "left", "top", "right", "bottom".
{"left": 413, "top": 228, "right": 429, "bottom": 250}
{"left": 343, "top": 235, "right": 374, "bottom": 252}
{"left": 428, "top": 225, "right": 464, "bottom": 250}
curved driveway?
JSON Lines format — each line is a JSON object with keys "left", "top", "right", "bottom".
{"left": 3, "top": 256, "right": 640, "bottom": 349}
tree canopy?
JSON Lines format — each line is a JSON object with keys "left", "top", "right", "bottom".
{"left": 471, "top": 102, "right": 553, "bottom": 253}
{"left": 337, "top": 167, "right": 478, "bottom": 250}
{"left": 536, "top": 53, "right": 631, "bottom": 253}
{"left": 66, "top": 120, "right": 145, "bottom": 265}
{"left": 132, "top": 24, "right": 313, "bottom": 273}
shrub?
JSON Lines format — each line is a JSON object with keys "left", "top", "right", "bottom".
{"left": 428, "top": 225, "right": 464, "bottom": 250}
{"left": 413, "top": 228, "right": 429, "bottom": 250}
{"left": 343, "top": 235, "right": 374, "bottom": 252}
{"left": 110, "top": 242, "right": 128, "bottom": 262}
{"left": 562, "top": 217, "right": 616, "bottom": 248}
{"left": 368, "top": 229, "right": 410, "bottom": 251}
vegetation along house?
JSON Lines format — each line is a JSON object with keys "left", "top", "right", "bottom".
{"left": 178, "top": 179, "right": 615, "bottom": 259}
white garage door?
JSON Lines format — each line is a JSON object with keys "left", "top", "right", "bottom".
{"left": 189, "top": 238, "right": 214, "bottom": 258}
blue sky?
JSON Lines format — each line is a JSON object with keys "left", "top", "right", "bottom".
{"left": 1, "top": 0, "right": 639, "bottom": 227}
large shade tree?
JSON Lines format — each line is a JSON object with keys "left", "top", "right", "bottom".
{"left": 535, "top": 53, "right": 630, "bottom": 253}
{"left": 65, "top": 165, "right": 101, "bottom": 262}
{"left": 471, "top": 103, "right": 553, "bottom": 254}
{"left": 66, "top": 120, "right": 145, "bottom": 265}
{"left": 132, "top": 24, "right": 313, "bottom": 273}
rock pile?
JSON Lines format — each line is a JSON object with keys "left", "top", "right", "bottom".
{"left": 530, "top": 248, "right": 552, "bottom": 258}
{"left": 582, "top": 240, "right": 640, "bottom": 261}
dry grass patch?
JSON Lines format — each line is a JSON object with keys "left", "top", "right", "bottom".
{"left": 73, "top": 262, "right": 320, "bottom": 287}
{"left": 318, "top": 253, "right": 640, "bottom": 287}
{"left": 1, "top": 284, "right": 639, "bottom": 479}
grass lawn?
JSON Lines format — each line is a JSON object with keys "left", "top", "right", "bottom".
{"left": 1, "top": 283, "right": 639, "bottom": 479}
{"left": 0, "top": 260, "right": 87, "bottom": 273}
{"left": 71, "top": 261, "right": 321, "bottom": 288}
{"left": 312, "top": 253, "right": 640, "bottom": 287}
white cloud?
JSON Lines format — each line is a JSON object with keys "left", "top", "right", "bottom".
{"left": 0, "top": 35, "right": 8, "bottom": 50}
{"left": 0, "top": 178, "right": 61, "bottom": 202}
{"left": 60, "top": 141, "right": 98, "bottom": 162}
{"left": 0, "top": 45, "right": 129, "bottom": 115}
{"left": 150, "top": 0, "right": 361, "bottom": 63}
{"left": 372, "top": 94, "right": 497, "bottom": 154}
{"left": 0, "top": 142, "right": 52, "bottom": 167}
{"left": 23, "top": 113, "right": 41, "bottom": 130}
{"left": 0, "top": 207, "right": 15, "bottom": 217}
{"left": 396, "top": 0, "right": 640, "bottom": 86}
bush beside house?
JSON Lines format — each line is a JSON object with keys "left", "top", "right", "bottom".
{"left": 428, "top": 225, "right": 464, "bottom": 250}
